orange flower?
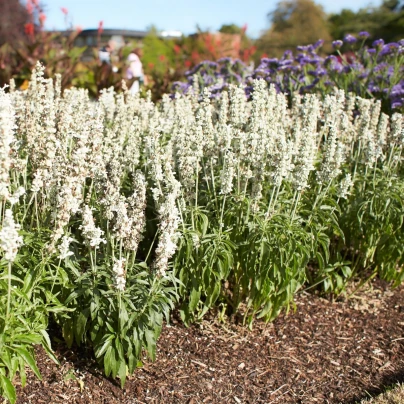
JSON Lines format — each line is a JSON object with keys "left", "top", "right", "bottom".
{"left": 148, "top": 62, "right": 155, "bottom": 69}
{"left": 159, "top": 55, "right": 166, "bottom": 62}
{"left": 24, "top": 23, "right": 35, "bottom": 37}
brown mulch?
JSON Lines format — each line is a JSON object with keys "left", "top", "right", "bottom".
{"left": 15, "top": 280, "right": 404, "bottom": 404}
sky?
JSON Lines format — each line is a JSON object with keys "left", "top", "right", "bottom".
{"left": 43, "top": 0, "right": 383, "bottom": 38}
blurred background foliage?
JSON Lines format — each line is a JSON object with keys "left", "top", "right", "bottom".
{"left": 0, "top": 0, "right": 403, "bottom": 100}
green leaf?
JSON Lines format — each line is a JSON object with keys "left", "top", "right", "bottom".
{"left": 13, "top": 334, "right": 42, "bottom": 345}
{"left": 0, "top": 374, "right": 16, "bottom": 404}
{"left": 144, "top": 329, "right": 156, "bottom": 361}
{"left": 74, "top": 311, "right": 88, "bottom": 345}
{"left": 189, "top": 287, "right": 200, "bottom": 313}
{"left": 40, "top": 330, "right": 59, "bottom": 365}
{"left": 103, "top": 346, "right": 113, "bottom": 377}
{"left": 95, "top": 334, "right": 114, "bottom": 358}
{"left": 0, "top": 274, "right": 24, "bottom": 283}
{"left": 118, "top": 360, "right": 127, "bottom": 388}
{"left": 11, "top": 347, "right": 41, "bottom": 380}
{"left": 63, "top": 319, "right": 74, "bottom": 348}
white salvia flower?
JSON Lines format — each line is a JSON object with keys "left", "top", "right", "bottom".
{"left": 58, "top": 235, "right": 74, "bottom": 260}
{"left": 377, "top": 113, "right": 389, "bottom": 147}
{"left": 317, "top": 126, "right": 345, "bottom": 184}
{"left": 292, "top": 95, "right": 320, "bottom": 191}
{"left": 152, "top": 156, "right": 181, "bottom": 278}
{"left": 8, "top": 187, "right": 25, "bottom": 205}
{"left": 338, "top": 174, "right": 354, "bottom": 199}
{"left": 0, "top": 88, "right": 16, "bottom": 201}
{"left": 271, "top": 137, "right": 295, "bottom": 186}
{"left": 0, "top": 209, "right": 23, "bottom": 262}
{"left": 191, "top": 233, "right": 200, "bottom": 249}
{"left": 125, "top": 171, "right": 147, "bottom": 251}
{"left": 111, "top": 197, "right": 132, "bottom": 241}
{"left": 372, "top": 112, "right": 389, "bottom": 162}
{"left": 369, "top": 100, "right": 382, "bottom": 135}
{"left": 220, "top": 150, "right": 237, "bottom": 195}
{"left": 112, "top": 258, "right": 126, "bottom": 291}
{"left": 80, "top": 205, "right": 106, "bottom": 248}
{"left": 99, "top": 87, "right": 117, "bottom": 123}
{"left": 229, "top": 84, "right": 248, "bottom": 128}
{"left": 31, "top": 170, "right": 44, "bottom": 193}
{"left": 389, "top": 113, "right": 403, "bottom": 146}
{"left": 251, "top": 180, "right": 263, "bottom": 213}
{"left": 196, "top": 89, "right": 215, "bottom": 155}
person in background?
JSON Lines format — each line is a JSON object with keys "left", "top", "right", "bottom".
{"left": 126, "top": 48, "right": 146, "bottom": 95}
{"left": 99, "top": 43, "right": 112, "bottom": 64}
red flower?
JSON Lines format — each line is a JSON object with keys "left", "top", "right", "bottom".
{"left": 191, "top": 51, "right": 199, "bottom": 62}
{"left": 39, "top": 13, "right": 46, "bottom": 26}
{"left": 173, "top": 44, "right": 181, "bottom": 55}
{"left": 98, "top": 21, "right": 104, "bottom": 35}
{"left": 61, "top": 7, "right": 69, "bottom": 15}
{"left": 26, "top": 0, "right": 34, "bottom": 15}
{"left": 32, "top": 0, "right": 39, "bottom": 6}
{"left": 261, "top": 53, "right": 268, "bottom": 59}
{"left": 24, "top": 23, "right": 35, "bottom": 37}
{"left": 148, "top": 62, "right": 155, "bottom": 69}
{"left": 159, "top": 55, "right": 166, "bottom": 62}
{"left": 241, "top": 23, "right": 248, "bottom": 34}
{"left": 76, "top": 26, "right": 83, "bottom": 34}
{"left": 184, "top": 60, "right": 192, "bottom": 68}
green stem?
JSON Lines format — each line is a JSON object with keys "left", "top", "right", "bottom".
{"left": 6, "top": 261, "right": 12, "bottom": 319}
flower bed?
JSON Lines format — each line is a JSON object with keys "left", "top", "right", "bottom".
{"left": 173, "top": 35, "right": 404, "bottom": 113}
{"left": 0, "top": 64, "right": 403, "bottom": 401}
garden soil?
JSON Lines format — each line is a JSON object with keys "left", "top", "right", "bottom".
{"left": 16, "top": 280, "right": 404, "bottom": 404}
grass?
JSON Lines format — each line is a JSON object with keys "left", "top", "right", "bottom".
{"left": 360, "top": 384, "right": 404, "bottom": 403}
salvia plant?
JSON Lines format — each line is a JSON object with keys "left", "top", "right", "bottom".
{"left": 0, "top": 63, "right": 403, "bottom": 401}
{"left": 172, "top": 34, "right": 404, "bottom": 113}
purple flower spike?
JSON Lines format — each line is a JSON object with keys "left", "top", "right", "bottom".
{"left": 313, "top": 39, "right": 324, "bottom": 49}
{"left": 296, "top": 45, "right": 309, "bottom": 52}
{"left": 358, "top": 31, "right": 370, "bottom": 39}
{"left": 344, "top": 34, "right": 357, "bottom": 44}
{"left": 332, "top": 40, "right": 343, "bottom": 49}
{"left": 392, "top": 101, "right": 403, "bottom": 109}
{"left": 373, "top": 39, "right": 385, "bottom": 48}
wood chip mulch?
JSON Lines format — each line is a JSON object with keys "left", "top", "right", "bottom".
{"left": 15, "top": 280, "right": 404, "bottom": 404}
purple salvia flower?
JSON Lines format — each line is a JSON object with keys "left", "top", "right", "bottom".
{"left": 358, "top": 31, "right": 370, "bottom": 39}
{"left": 392, "top": 101, "right": 403, "bottom": 109}
{"left": 373, "top": 39, "right": 385, "bottom": 48}
{"left": 332, "top": 40, "right": 343, "bottom": 49}
{"left": 313, "top": 39, "right": 324, "bottom": 49}
{"left": 344, "top": 34, "right": 357, "bottom": 44}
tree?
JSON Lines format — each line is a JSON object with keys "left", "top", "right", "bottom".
{"left": 218, "top": 24, "right": 243, "bottom": 35}
{"left": 328, "top": 0, "right": 404, "bottom": 43}
{"left": 256, "top": 0, "right": 332, "bottom": 58}
{"left": 0, "top": 0, "right": 31, "bottom": 46}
